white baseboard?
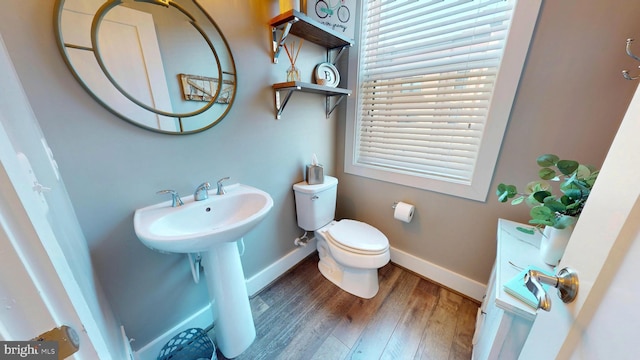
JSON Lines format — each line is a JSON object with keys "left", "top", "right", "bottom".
{"left": 245, "top": 238, "right": 317, "bottom": 296}
{"left": 389, "top": 247, "right": 486, "bottom": 301}
{"left": 135, "top": 241, "right": 485, "bottom": 359}
{"left": 245, "top": 241, "right": 486, "bottom": 301}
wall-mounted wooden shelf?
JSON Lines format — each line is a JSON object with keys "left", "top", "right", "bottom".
{"left": 270, "top": 10, "right": 353, "bottom": 64}
{"left": 272, "top": 81, "right": 351, "bottom": 119}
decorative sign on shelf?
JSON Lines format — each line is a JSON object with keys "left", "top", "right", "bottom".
{"left": 303, "top": 0, "right": 356, "bottom": 40}
{"left": 178, "top": 73, "right": 234, "bottom": 104}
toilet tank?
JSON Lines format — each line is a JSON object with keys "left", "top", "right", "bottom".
{"left": 293, "top": 176, "right": 338, "bottom": 231}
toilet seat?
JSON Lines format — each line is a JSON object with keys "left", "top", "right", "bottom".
{"left": 326, "top": 220, "right": 389, "bottom": 255}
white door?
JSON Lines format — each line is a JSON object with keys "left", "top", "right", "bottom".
{"left": 519, "top": 84, "right": 640, "bottom": 359}
{"left": 0, "top": 34, "right": 127, "bottom": 359}
{"left": 0, "top": 120, "right": 101, "bottom": 359}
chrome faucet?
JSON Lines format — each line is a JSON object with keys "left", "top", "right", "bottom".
{"left": 156, "top": 189, "right": 184, "bottom": 207}
{"left": 216, "top": 177, "right": 230, "bottom": 195}
{"left": 194, "top": 182, "right": 211, "bottom": 201}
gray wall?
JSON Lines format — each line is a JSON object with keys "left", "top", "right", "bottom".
{"left": 0, "top": 0, "right": 334, "bottom": 348}
{"left": 336, "top": 0, "right": 640, "bottom": 286}
{"left": 1, "top": 0, "right": 640, "bottom": 351}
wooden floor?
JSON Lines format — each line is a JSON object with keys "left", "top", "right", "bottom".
{"left": 215, "top": 254, "right": 479, "bottom": 360}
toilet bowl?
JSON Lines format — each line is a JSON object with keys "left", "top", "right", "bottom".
{"left": 315, "top": 219, "right": 390, "bottom": 298}
{"left": 293, "top": 176, "right": 391, "bottom": 299}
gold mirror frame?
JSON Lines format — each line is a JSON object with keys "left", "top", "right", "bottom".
{"left": 54, "top": 0, "right": 237, "bottom": 134}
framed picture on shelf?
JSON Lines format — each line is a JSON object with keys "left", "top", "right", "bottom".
{"left": 302, "top": 0, "right": 356, "bottom": 40}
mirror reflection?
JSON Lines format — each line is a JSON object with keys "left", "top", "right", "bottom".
{"left": 55, "top": 0, "right": 237, "bottom": 134}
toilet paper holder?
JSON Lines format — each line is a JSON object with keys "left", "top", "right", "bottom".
{"left": 392, "top": 201, "right": 415, "bottom": 223}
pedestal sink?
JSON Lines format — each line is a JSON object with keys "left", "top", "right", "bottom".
{"left": 133, "top": 183, "right": 273, "bottom": 358}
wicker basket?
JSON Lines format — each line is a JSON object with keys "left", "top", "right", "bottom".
{"left": 157, "top": 327, "right": 215, "bottom": 360}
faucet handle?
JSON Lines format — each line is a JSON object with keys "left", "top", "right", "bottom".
{"left": 194, "top": 182, "right": 211, "bottom": 201}
{"left": 157, "top": 189, "right": 184, "bottom": 207}
{"left": 216, "top": 177, "right": 230, "bottom": 195}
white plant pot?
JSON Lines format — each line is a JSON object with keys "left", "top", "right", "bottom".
{"left": 540, "top": 225, "right": 575, "bottom": 266}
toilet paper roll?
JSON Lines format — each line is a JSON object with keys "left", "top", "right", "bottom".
{"left": 394, "top": 202, "right": 415, "bottom": 223}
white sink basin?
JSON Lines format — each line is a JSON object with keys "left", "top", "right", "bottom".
{"left": 134, "top": 183, "right": 273, "bottom": 253}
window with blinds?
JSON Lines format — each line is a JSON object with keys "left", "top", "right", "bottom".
{"left": 345, "top": 0, "right": 541, "bottom": 201}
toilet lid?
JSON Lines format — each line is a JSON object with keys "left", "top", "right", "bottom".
{"left": 328, "top": 219, "right": 389, "bottom": 253}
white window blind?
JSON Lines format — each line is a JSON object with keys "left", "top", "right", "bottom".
{"left": 345, "top": 0, "right": 540, "bottom": 201}
{"left": 358, "top": 0, "right": 513, "bottom": 183}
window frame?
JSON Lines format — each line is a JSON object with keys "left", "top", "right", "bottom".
{"left": 344, "top": 0, "right": 542, "bottom": 201}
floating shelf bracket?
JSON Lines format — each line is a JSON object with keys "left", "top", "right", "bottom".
{"left": 329, "top": 46, "right": 348, "bottom": 66}
{"left": 271, "top": 21, "right": 295, "bottom": 64}
{"left": 274, "top": 87, "right": 298, "bottom": 119}
{"left": 325, "top": 94, "right": 347, "bottom": 118}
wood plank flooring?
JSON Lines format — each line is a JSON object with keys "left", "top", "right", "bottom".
{"left": 215, "top": 253, "right": 479, "bottom": 360}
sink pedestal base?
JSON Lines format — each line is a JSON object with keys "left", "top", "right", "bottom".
{"left": 203, "top": 240, "right": 255, "bottom": 358}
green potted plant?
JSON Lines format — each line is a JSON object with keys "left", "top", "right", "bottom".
{"left": 496, "top": 154, "right": 599, "bottom": 230}
{"left": 496, "top": 154, "right": 599, "bottom": 265}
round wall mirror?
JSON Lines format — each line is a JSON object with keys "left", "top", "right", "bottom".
{"left": 54, "top": 0, "right": 237, "bottom": 134}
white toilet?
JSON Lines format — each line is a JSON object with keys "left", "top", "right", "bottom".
{"left": 293, "top": 176, "right": 390, "bottom": 299}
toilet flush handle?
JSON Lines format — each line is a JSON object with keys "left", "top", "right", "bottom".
{"left": 311, "top": 195, "right": 319, "bottom": 200}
